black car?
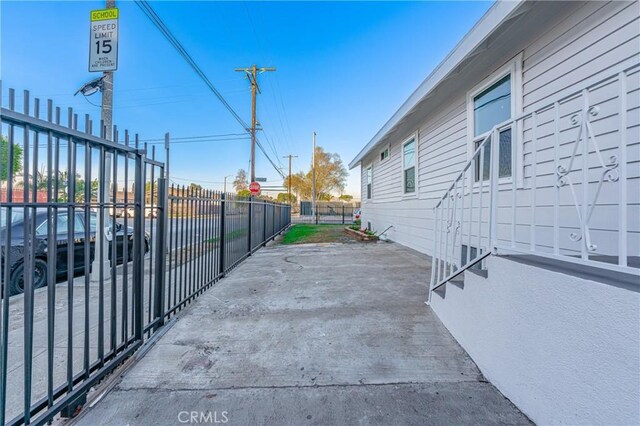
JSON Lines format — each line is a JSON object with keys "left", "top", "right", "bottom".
{"left": 1, "top": 209, "right": 150, "bottom": 296}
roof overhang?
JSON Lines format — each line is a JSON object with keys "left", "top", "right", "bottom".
{"left": 348, "top": 0, "right": 528, "bottom": 169}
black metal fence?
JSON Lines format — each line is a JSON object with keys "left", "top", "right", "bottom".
{"left": 293, "top": 203, "right": 358, "bottom": 224}
{"left": 163, "top": 189, "right": 290, "bottom": 320}
{"left": 0, "top": 85, "right": 290, "bottom": 425}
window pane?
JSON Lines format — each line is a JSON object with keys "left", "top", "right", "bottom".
{"left": 474, "top": 128, "right": 513, "bottom": 181}
{"left": 404, "top": 166, "right": 415, "bottom": 193}
{"left": 367, "top": 167, "right": 372, "bottom": 184}
{"left": 474, "top": 75, "right": 511, "bottom": 136}
{"left": 403, "top": 140, "right": 415, "bottom": 169}
{"left": 367, "top": 183, "right": 372, "bottom": 199}
{"left": 89, "top": 213, "right": 97, "bottom": 232}
{"left": 74, "top": 213, "right": 85, "bottom": 233}
{"left": 499, "top": 128, "right": 512, "bottom": 178}
{"left": 35, "top": 219, "right": 47, "bottom": 236}
{"left": 475, "top": 138, "right": 491, "bottom": 182}
{"left": 56, "top": 214, "right": 69, "bottom": 234}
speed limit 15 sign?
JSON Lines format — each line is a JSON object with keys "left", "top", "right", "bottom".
{"left": 89, "top": 8, "right": 119, "bottom": 72}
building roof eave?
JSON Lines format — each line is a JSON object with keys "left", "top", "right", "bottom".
{"left": 348, "top": 0, "right": 525, "bottom": 170}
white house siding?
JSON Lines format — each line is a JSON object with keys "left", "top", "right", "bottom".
{"left": 361, "top": 1, "right": 640, "bottom": 260}
{"left": 357, "top": 3, "right": 640, "bottom": 424}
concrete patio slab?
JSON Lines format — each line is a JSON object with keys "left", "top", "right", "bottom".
{"left": 77, "top": 242, "right": 531, "bottom": 425}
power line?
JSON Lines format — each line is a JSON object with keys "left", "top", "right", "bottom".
{"left": 135, "top": 0, "right": 285, "bottom": 179}
{"left": 135, "top": 0, "right": 249, "bottom": 130}
{"left": 146, "top": 136, "right": 250, "bottom": 145}
{"left": 139, "top": 133, "right": 248, "bottom": 142}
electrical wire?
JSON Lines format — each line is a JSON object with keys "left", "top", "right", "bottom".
{"left": 135, "top": 0, "right": 285, "bottom": 179}
{"left": 145, "top": 136, "right": 250, "bottom": 145}
{"left": 135, "top": 0, "right": 249, "bottom": 130}
{"left": 139, "top": 133, "right": 249, "bottom": 142}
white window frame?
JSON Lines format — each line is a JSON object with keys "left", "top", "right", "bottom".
{"left": 365, "top": 163, "right": 373, "bottom": 201}
{"left": 401, "top": 132, "right": 418, "bottom": 197}
{"left": 379, "top": 144, "right": 390, "bottom": 163}
{"left": 466, "top": 52, "right": 523, "bottom": 186}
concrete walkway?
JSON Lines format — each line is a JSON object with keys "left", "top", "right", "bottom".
{"left": 78, "top": 242, "right": 530, "bottom": 425}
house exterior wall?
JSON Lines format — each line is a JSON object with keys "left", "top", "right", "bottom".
{"left": 430, "top": 256, "right": 640, "bottom": 425}
{"left": 357, "top": 3, "right": 640, "bottom": 423}
{"left": 360, "top": 1, "right": 640, "bottom": 257}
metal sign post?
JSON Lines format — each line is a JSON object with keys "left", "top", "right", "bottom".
{"left": 89, "top": 8, "right": 119, "bottom": 72}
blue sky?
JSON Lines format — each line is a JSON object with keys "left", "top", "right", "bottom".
{"left": 1, "top": 1, "right": 492, "bottom": 196}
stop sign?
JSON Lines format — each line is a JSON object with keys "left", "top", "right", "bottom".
{"left": 249, "top": 181, "right": 261, "bottom": 195}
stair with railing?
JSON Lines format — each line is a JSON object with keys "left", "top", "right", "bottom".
{"left": 429, "top": 64, "right": 640, "bottom": 300}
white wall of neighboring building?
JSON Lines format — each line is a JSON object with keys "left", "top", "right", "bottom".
{"left": 430, "top": 256, "right": 640, "bottom": 425}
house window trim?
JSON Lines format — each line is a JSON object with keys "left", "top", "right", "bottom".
{"left": 379, "top": 144, "right": 390, "bottom": 163}
{"left": 365, "top": 163, "right": 373, "bottom": 201}
{"left": 401, "top": 132, "right": 418, "bottom": 198}
{"left": 466, "top": 52, "right": 523, "bottom": 187}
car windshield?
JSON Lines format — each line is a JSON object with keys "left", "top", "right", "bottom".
{"left": 0, "top": 207, "right": 24, "bottom": 228}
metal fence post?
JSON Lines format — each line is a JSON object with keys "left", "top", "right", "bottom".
{"left": 273, "top": 204, "right": 277, "bottom": 240}
{"left": 263, "top": 201, "right": 267, "bottom": 247}
{"left": 153, "top": 177, "right": 167, "bottom": 330}
{"left": 247, "top": 196, "right": 253, "bottom": 254}
{"left": 219, "top": 193, "right": 226, "bottom": 277}
{"left": 133, "top": 150, "right": 145, "bottom": 341}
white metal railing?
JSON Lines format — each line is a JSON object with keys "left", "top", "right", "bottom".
{"left": 429, "top": 64, "right": 640, "bottom": 296}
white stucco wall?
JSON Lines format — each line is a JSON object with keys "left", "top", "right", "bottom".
{"left": 430, "top": 256, "right": 640, "bottom": 425}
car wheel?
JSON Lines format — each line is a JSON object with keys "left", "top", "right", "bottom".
{"left": 9, "top": 258, "right": 48, "bottom": 296}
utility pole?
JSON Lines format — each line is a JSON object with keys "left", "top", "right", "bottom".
{"left": 282, "top": 155, "right": 298, "bottom": 206}
{"left": 91, "top": 0, "right": 116, "bottom": 282}
{"left": 223, "top": 175, "right": 232, "bottom": 193}
{"left": 311, "top": 132, "right": 317, "bottom": 220}
{"left": 235, "top": 64, "right": 276, "bottom": 183}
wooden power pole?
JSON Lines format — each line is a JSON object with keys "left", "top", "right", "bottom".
{"left": 235, "top": 64, "right": 276, "bottom": 183}
{"left": 283, "top": 154, "right": 298, "bottom": 205}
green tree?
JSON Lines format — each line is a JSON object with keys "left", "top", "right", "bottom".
{"left": 189, "top": 182, "right": 203, "bottom": 192}
{"left": 233, "top": 169, "right": 248, "bottom": 192}
{"left": 339, "top": 194, "right": 353, "bottom": 202}
{"left": 237, "top": 188, "right": 252, "bottom": 198}
{"left": 277, "top": 193, "right": 297, "bottom": 204}
{"left": 0, "top": 136, "right": 23, "bottom": 181}
{"left": 54, "top": 171, "right": 98, "bottom": 203}
{"left": 284, "top": 146, "right": 347, "bottom": 201}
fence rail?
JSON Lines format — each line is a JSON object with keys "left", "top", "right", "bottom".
{"left": 429, "top": 64, "right": 640, "bottom": 297}
{"left": 0, "top": 84, "right": 290, "bottom": 425}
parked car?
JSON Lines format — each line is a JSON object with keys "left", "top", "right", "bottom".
{"left": 123, "top": 205, "right": 157, "bottom": 218}
{"left": 1, "top": 208, "right": 150, "bottom": 296}
{"left": 145, "top": 205, "right": 158, "bottom": 219}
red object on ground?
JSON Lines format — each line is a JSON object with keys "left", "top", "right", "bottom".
{"left": 249, "top": 181, "right": 261, "bottom": 195}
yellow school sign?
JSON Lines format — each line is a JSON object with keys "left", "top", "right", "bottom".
{"left": 91, "top": 8, "right": 119, "bottom": 21}
{"left": 89, "top": 8, "right": 119, "bottom": 72}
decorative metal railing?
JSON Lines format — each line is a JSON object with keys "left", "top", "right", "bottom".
{"left": 429, "top": 64, "right": 640, "bottom": 297}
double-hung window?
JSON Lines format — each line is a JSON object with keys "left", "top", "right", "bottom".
{"left": 403, "top": 138, "right": 416, "bottom": 194}
{"left": 380, "top": 147, "right": 389, "bottom": 162}
{"left": 469, "top": 54, "right": 522, "bottom": 183}
{"left": 366, "top": 166, "right": 372, "bottom": 199}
